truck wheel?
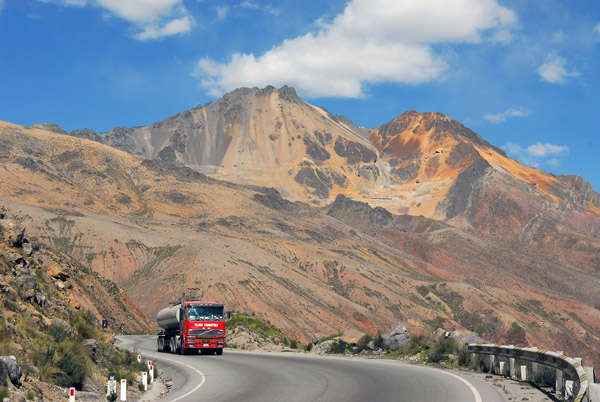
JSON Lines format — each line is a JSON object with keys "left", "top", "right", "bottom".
{"left": 215, "top": 348, "right": 223, "bottom": 355}
{"left": 170, "top": 338, "right": 177, "bottom": 354}
{"left": 157, "top": 337, "right": 163, "bottom": 352}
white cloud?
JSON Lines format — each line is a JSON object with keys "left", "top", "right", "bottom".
{"left": 195, "top": 0, "right": 516, "bottom": 98}
{"left": 538, "top": 54, "right": 579, "bottom": 84}
{"left": 216, "top": 5, "right": 229, "bottom": 21}
{"left": 39, "top": 0, "right": 193, "bottom": 39}
{"left": 503, "top": 141, "right": 569, "bottom": 168}
{"left": 483, "top": 107, "right": 532, "bottom": 123}
{"left": 239, "top": 0, "right": 279, "bottom": 16}
{"left": 526, "top": 142, "right": 568, "bottom": 158}
{"left": 136, "top": 15, "right": 193, "bottom": 40}
{"left": 595, "top": 24, "right": 600, "bottom": 35}
{"left": 37, "top": 0, "right": 87, "bottom": 5}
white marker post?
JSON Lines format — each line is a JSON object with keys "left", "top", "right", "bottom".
{"left": 120, "top": 379, "right": 127, "bottom": 401}
{"left": 137, "top": 354, "right": 141, "bottom": 363}
{"left": 69, "top": 388, "right": 75, "bottom": 402}
{"left": 150, "top": 365, "right": 154, "bottom": 383}
{"left": 142, "top": 372, "right": 148, "bottom": 391}
{"left": 147, "top": 360, "right": 152, "bottom": 372}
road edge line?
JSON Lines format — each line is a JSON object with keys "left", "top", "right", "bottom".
{"left": 155, "top": 356, "right": 207, "bottom": 402}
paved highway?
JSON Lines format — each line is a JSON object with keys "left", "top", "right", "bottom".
{"left": 116, "top": 335, "right": 505, "bottom": 402}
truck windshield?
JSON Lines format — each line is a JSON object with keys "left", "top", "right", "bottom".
{"left": 187, "top": 306, "right": 224, "bottom": 321}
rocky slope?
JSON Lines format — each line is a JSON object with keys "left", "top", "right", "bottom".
{"left": 1, "top": 120, "right": 598, "bottom": 368}
{"left": 0, "top": 207, "right": 152, "bottom": 400}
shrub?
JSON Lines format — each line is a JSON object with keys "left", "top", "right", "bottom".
{"left": 49, "top": 323, "right": 70, "bottom": 343}
{"left": 71, "top": 310, "right": 101, "bottom": 341}
{"left": 329, "top": 340, "right": 348, "bottom": 354}
{"left": 56, "top": 340, "right": 90, "bottom": 389}
{"left": 289, "top": 339, "right": 298, "bottom": 349}
{"left": 355, "top": 334, "right": 372, "bottom": 354}
{"left": 427, "top": 337, "right": 458, "bottom": 364}
{"left": 457, "top": 345, "right": 471, "bottom": 367}
{"left": 26, "top": 389, "right": 35, "bottom": 400}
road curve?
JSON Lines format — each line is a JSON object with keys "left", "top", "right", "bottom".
{"left": 116, "top": 335, "right": 504, "bottom": 402}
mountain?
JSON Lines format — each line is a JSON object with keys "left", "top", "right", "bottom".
{"left": 2, "top": 86, "right": 600, "bottom": 367}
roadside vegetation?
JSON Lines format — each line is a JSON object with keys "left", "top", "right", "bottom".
{"left": 226, "top": 313, "right": 301, "bottom": 349}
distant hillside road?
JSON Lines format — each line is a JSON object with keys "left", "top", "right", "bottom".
{"left": 116, "top": 336, "right": 504, "bottom": 402}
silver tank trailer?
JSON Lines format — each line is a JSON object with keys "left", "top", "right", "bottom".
{"left": 156, "top": 304, "right": 182, "bottom": 330}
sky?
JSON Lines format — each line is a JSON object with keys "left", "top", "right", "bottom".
{"left": 0, "top": 0, "right": 599, "bottom": 190}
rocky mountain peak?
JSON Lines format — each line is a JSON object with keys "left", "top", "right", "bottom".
{"left": 27, "top": 123, "right": 67, "bottom": 135}
{"left": 371, "top": 110, "right": 505, "bottom": 158}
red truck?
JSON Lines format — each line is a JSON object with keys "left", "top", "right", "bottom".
{"left": 156, "top": 299, "right": 227, "bottom": 355}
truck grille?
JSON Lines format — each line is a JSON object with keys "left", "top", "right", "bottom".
{"left": 189, "top": 329, "right": 223, "bottom": 336}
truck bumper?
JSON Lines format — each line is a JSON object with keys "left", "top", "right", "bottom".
{"left": 185, "top": 337, "right": 225, "bottom": 349}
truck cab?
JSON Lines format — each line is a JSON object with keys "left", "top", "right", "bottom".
{"left": 157, "top": 301, "right": 227, "bottom": 355}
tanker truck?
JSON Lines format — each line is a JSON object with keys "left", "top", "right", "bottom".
{"left": 156, "top": 299, "right": 227, "bottom": 355}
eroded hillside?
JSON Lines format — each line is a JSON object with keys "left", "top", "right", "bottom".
{"left": 1, "top": 120, "right": 598, "bottom": 367}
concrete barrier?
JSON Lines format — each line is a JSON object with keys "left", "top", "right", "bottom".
{"left": 589, "top": 383, "right": 600, "bottom": 402}
{"left": 468, "top": 344, "right": 590, "bottom": 402}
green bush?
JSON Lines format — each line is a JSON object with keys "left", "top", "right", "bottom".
{"left": 289, "top": 339, "right": 298, "bottom": 349}
{"left": 427, "top": 337, "right": 458, "bottom": 364}
{"left": 71, "top": 310, "right": 101, "bottom": 341}
{"left": 355, "top": 334, "right": 372, "bottom": 354}
{"left": 457, "top": 345, "right": 470, "bottom": 366}
{"left": 329, "top": 340, "right": 348, "bottom": 354}
{"left": 49, "top": 323, "right": 69, "bottom": 343}
{"left": 26, "top": 389, "right": 35, "bottom": 400}
{"left": 56, "top": 340, "right": 90, "bottom": 389}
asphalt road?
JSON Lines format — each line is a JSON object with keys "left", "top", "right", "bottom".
{"left": 116, "top": 335, "right": 505, "bottom": 402}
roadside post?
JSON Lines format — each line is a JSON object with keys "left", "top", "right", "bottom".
{"left": 69, "top": 387, "right": 75, "bottom": 402}
{"left": 107, "top": 372, "right": 117, "bottom": 397}
{"left": 120, "top": 379, "right": 126, "bottom": 401}
{"left": 150, "top": 365, "right": 154, "bottom": 383}
{"left": 137, "top": 354, "right": 141, "bottom": 363}
{"left": 142, "top": 372, "right": 148, "bottom": 391}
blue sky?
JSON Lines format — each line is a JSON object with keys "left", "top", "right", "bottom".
{"left": 1, "top": 0, "right": 599, "bottom": 190}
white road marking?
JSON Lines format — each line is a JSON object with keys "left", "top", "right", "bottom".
{"left": 154, "top": 355, "right": 207, "bottom": 402}
{"left": 431, "top": 368, "right": 483, "bottom": 402}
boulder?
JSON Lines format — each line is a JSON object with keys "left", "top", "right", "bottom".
{"left": 0, "top": 356, "right": 22, "bottom": 387}
{"left": 381, "top": 322, "right": 411, "bottom": 350}
{"left": 313, "top": 339, "right": 336, "bottom": 354}
{"left": 425, "top": 328, "right": 449, "bottom": 349}
{"left": 16, "top": 275, "right": 37, "bottom": 300}
{"left": 82, "top": 339, "right": 103, "bottom": 364}
{"left": 0, "top": 220, "right": 25, "bottom": 247}
{"left": 449, "top": 329, "right": 484, "bottom": 346}
{"left": 10, "top": 394, "right": 26, "bottom": 402}
{"left": 340, "top": 330, "right": 366, "bottom": 346}
{"left": 42, "top": 261, "right": 69, "bottom": 281}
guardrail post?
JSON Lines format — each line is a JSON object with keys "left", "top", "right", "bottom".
{"left": 510, "top": 358, "right": 516, "bottom": 380}
{"left": 499, "top": 361, "right": 506, "bottom": 376}
{"left": 556, "top": 369, "right": 564, "bottom": 397}
{"left": 520, "top": 365, "right": 527, "bottom": 382}
{"left": 489, "top": 355, "right": 496, "bottom": 374}
{"left": 584, "top": 366, "right": 595, "bottom": 384}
